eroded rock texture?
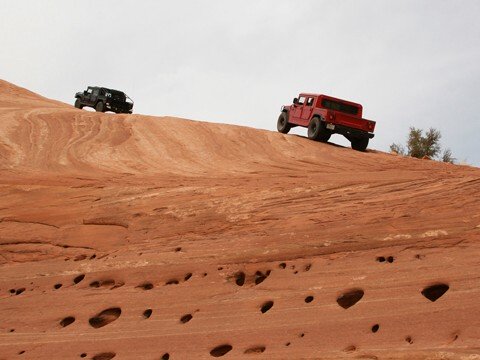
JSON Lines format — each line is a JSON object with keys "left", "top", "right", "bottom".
{"left": 0, "top": 80, "right": 479, "bottom": 359}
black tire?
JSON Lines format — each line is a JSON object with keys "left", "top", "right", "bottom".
{"left": 95, "top": 101, "right": 105, "bottom": 112}
{"left": 351, "top": 137, "right": 369, "bottom": 152}
{"left": 74, "top": 99, "right": 83, "bottom": 109}
{"left": 277, "top": 112, "right": 291, "bottom": 134}
{"left": 307, "top": 117, "right": 331, "bottom": 142}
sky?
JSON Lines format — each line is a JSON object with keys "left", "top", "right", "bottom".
{"left": 1, "top": 0, "right": 479, "bottom": 165}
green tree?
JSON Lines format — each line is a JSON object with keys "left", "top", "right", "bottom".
{"left": 441, "top": 148, "right": 455, "bottom": 164}
{"left": 390, "top": 127, "right": 454, "bottom": 163}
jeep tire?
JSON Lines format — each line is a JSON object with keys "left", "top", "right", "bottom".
{"left": 351, "top": 137, "right": 369, "bottom": 152}
{"left": 307, "top": 117, "right": 331, "bottom": 142}
{"left": 74, "top": 99, "right": 82, "bottom": 109}
{"left": 277, "top": 112, "right": 291, "bottom": 134}
{"left": 95, "top": 101, "right": 105, "bottom": 112}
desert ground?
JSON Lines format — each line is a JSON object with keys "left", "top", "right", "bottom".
{"left": 0, "top": 80, "right": 479, "bottom": 359}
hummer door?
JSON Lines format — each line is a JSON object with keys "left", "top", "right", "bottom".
{"left": 91, "top": 88, "right": 100, "bottom": 104}
{"left": 84, "top": 87, "right": 94, "bottom": 105}
{"left": 301, "top": 97, "right": 315, "bottom": 122}
{"left": 290, "top": 96, "right": 305, "bottom": 124}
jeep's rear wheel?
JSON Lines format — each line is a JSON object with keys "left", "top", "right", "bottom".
{"left": 277, "top": 112, "right": 291, "bottom": 134}
{"left": 307, "top": 117, "right": 331, "bottom": 142}
{"left": 74, "top": 99, "right": 83, "bottom": 109}
{"left": 351, "top": 137, "right": 369, "bottom": 152}
{"left": 95, "top": 101, "right": 105, "bottom": 112}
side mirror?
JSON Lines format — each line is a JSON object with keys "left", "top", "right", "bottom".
{"left": 293, "top": 97, "right": 298, "bottom": 104}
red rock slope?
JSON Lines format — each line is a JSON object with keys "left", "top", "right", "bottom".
{"left": 0, "top": 80, "right": 479, "bottom": 359}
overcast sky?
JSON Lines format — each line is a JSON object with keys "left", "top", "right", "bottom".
{"left": 1, "top": 0, "right": 479, "bottom": 165}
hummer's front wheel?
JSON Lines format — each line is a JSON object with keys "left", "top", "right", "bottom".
{"left": 74, "top": 99, "right": 82, "bottom": 109}
{"left": 277, "top": 112, "right": 291, "bottom": 134}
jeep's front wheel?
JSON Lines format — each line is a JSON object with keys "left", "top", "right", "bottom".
{"left": 351, "top": 137, "right": 369, "bottom": 152}
{"left": 95, "top": 101, "right": 105, "bottom": 112}
{"left": 307, "top": 117, "right": 331, "bottom": 142}
{"left": 277, "top": 112, "right": 291, "bottom": 134}
{"left": 74, "top": 99, "right": 83, "bottom": 109}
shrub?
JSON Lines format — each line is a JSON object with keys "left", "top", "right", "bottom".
{"left": 390, "top": 127, "right": 454, "bottom": 163}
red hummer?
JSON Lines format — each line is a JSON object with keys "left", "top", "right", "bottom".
{"left": 277, "top": 93, "right": 376, "bottom": 151}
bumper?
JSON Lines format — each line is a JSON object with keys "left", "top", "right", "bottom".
{"left": 330, "top": 123, "right": 374, "bottom": 139}
{"left": 106, "top": 103, "right": 133, "bottom": 114}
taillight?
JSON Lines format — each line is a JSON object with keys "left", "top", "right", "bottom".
{"left": 368, "top": 122, "right": 375, "bottom": 131}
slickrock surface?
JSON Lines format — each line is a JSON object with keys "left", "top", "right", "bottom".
{"left": 0, "top": 80, "right": 479, "bottom": 359}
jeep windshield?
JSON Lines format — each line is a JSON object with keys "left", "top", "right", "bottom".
{"left": 321, "top": 99, "right": 358, "bottom": 115}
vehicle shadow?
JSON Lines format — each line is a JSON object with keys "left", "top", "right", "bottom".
{"left": 290, "top": 134, "right": 375, "bottom": 153}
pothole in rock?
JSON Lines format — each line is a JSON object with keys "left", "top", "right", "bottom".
{"left": 89, "top": 308, "right": 121, "bottom": 328}
{"left": 60, "top": 316, "right": 75, "bottom": 328}
{"left": 337, "top": 289, "right": 364, "bottom": 309}
{"left": 421, "top": 283, "right": 449, "bottom": 302}
{"left": 210, "top": 344, "right": 233, "bottom": 357}
{"left": 254, "top": 270, "right": 271, "bottom": 285}
{"left": 235, "top": 272, "right": 245, "bottom": 286}
{"left": 15, "top": 288, "right": 26, "bottom": 295}
{"left": 92, "top": 353, "right": 116, "bottom": 360}
{"left": 136, "top": 282, "right": 154, "bottom": 290}
{"left": 304, "top": 296, "right": 314, "bottom": 303}
{"left": 244, "top": 346, "right": 266, "bottom": 354}
{"left": 260, "top": 301, "right": 274, "bottom": 313}
{"left": 180, "top": 314, "right": 193, "bottom": 323}
{"left": 73, "top": 274, "right": 85, "bottom": 285}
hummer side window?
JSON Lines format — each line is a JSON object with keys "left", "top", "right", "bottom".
{"left": 87, "top": 88, "right": 93, "bottom": 94}
{"left": 297, "top": 96, "right": 305, "bottom": 105}
{"left": 306, "top": 97, "right": 314, "bottom": 106}
{"left": 92, "top": 89, "right": 99, "bottom": 97}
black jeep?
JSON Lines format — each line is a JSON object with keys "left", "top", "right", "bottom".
{"left": 74, "top": 86, "right": 134, "bottom": 114}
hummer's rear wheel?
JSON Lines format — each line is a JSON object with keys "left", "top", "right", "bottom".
{"left": 74, "top": 99, "right": 83, "bottom": 109}
{"left": 277, "top": 112, "right": 291, "bottom": 134}
{"left": 308, "top": 117, "right": 331, "bottom": 142}
{"left": 95, "top": 101, "right": 105, "bottom": 112}
{"left": 351, "top": 137, "right": 369, "bottom": 152}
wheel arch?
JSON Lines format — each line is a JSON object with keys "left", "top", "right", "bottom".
{"left": 310, "top": 114, "right": 326, "bottom": 123}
